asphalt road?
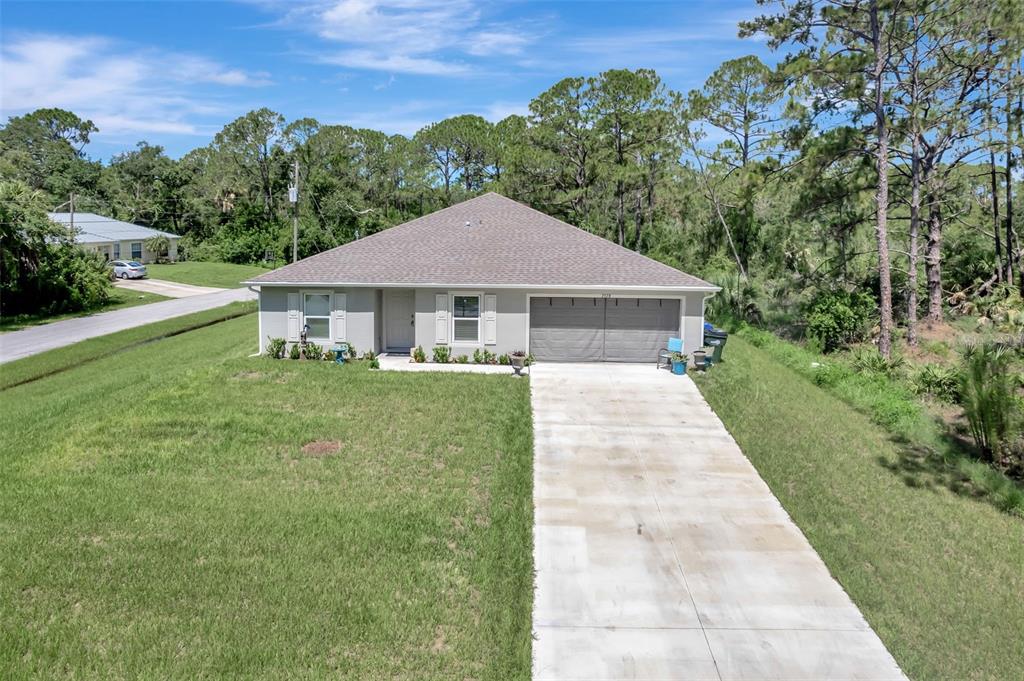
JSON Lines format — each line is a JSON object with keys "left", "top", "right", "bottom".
{"left": 0, "top": 287, "right": 256, "bottom": 364}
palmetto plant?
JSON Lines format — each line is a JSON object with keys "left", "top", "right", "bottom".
{"left": 960, "top": 343, "right": 1015, "bottom": 461}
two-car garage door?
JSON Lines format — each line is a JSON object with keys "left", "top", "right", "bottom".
{"left": 529, "top": 297, "right": 680, "bottom": 363}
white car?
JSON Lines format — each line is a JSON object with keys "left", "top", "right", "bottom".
{"left": 111, "top": 260, "right": 147, "bottom": 279}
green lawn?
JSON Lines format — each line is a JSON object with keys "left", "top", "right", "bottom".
{"left": 0, "top": 314, "right": 534, "bottom": 679}
{"left": 0, "top": 287, "right": 169, "bottom": 333}
{"left": 694, "top": 337, "right": 1024, "bottom": 681}
{"left": 146, "top": 261, "right": 269, "bottom": 289}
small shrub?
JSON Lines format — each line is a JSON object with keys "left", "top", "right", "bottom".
{"left": 369, "top": 357, "right": 380, "bottom": 369}
{"left": 805, "top": 289, "right": 876, "bottom": 352}
{"left": 851, "top": 348, "right": 905, "bottom": 378}
{"left": 524, "top": 353, "right": 535, "bottom": 367}
{"left": 483, "top": 349, "right": 496, "bottom": 364}
{"left": 413, "top": 346, "right": 426, "bottom": 363}
{"left": 324, "top": 350, "right": 336, "bottom": 362}
{"left": 432, "top": 345, "right": 451, "bottom": 363}
{"left": 346, "top": 343, "right": 357, "bottom": 360}
{"left": 912, "top": 364, "right": 961, "bottom": 403}
{"left": 305, "top": 343, "right": 324, "bottom": 361}
{"left": 473, "top": 349, "right": 484, "bottom": 364}
{"left": 266, "top": 337, "right": 286, "bottom": 359}
{"left": 289, "top": 343, "right": 301, "bottom": 360}
{"left": 456, "top": 354, "right": 469, "bottom": 364}
{"left": 362, "top": 351, "right": 376, "bottom": 361}
{"left": 960, "top": 342, "right": 1017, "bottom": 462}
{"left": 498, "top": 354, "right": 510, "bottom": 365}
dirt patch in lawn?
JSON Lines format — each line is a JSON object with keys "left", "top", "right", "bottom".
{"left": 301, "top": 440, "right": 343, "bottom": 457}
{"left": 233, "top": 371, "right": 266, "bottom": 380}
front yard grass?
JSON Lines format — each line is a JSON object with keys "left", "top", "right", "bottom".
{"left": 0, "top": 314, "right": 534, "bottom": 679}
{"left": 0, "top": 286, "right": 169, "bottom": 333}
{"left": 146, "top": 261, "right": 269, "bottom": 289}
{"left": 694, "top": 336, "right": 1024, "bottom": 681}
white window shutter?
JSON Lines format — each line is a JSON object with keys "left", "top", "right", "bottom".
{"left": 333, "top": 292, "right": 347, "bottom": 342}
{"left": 287, "top": 292, "right": 300, "bottom": 341}
{"left": 434, "top": 294, "right": 448, "bottom": 344}
{"left": 484, "top": 294, "right": 497, "bottom": 345}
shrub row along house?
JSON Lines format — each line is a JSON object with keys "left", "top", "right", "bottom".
{"left": 247, "top": 193, "right": 719, "bottom": 362}
{"left": 47, "top": 212, "right": 180, "bottom": 264}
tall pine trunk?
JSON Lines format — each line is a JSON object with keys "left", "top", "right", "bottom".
{"left": 870, "top": 0, "right": 894, "bottom": 358}
{"left": 1005, "top": 79, "right": 1015, "bottom": 285}
{"left": 926, "top": 195, "right": 944, "bottom": 324}
{"left": 908, "top": 133, "right": 921, "bottom": 346}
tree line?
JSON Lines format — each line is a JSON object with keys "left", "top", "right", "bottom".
{"left": 1, "top": 0, "right": 1021, "bottom": 351}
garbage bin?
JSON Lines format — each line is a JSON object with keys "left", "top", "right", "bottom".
{"left": 704, "top": 327, "right": 729, "bottom": 364}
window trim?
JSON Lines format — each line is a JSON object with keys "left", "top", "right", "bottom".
{"left": 301, "top": 290, "right": 333, "bottom": 342}
{"left": 130, "top": 242, "right": 142, "bottom": 260}
{"left": 449, "top": 291, "right": 482, "bottom": 346}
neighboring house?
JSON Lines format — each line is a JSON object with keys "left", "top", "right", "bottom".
{"left": 246, "top": 193, "right": 719, "bottom": 362}
{"left": 47, "top": 212, "right": 180, "bottom": 264}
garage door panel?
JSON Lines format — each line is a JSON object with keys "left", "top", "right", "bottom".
{"left": 529, "top": 297, "right": 603, "bottom": 362}
{"left": 530, "top": 297, "right": 680, "bottom": 363}
{"left": 605, "top": 298, "right": 679, "bottom": 363}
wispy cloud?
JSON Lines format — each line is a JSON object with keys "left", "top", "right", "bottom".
{"left": 275, "top": 0, "right": 537, "bottom": 76}
{"left": 0, "top": 32, "right": 271, "bottom": 139}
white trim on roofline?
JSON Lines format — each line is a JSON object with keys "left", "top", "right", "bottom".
{"left": 243, "top": 281, "right": 722, "bottom": 293}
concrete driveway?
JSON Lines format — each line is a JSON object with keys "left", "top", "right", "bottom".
{"left": 0, "top": 287, "right": 255, "bottom": 364}
{"left": 531, "top": 364, "right": 904, "bottom": 681}
{"left": 114, "top": 278, "right": 225, "bottom": 298}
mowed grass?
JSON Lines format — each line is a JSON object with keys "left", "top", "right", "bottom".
{"left": 146, "top": 261, "right": 269, "bottom": 289}
{"left": 0, "top": 287, "right": 169, "bottom": 333}
{"left": 694, "top": 337, "right": 1024, "bottom": 681}
{"left": 0, "top": 314, "right": 534, "bottom": 679}
{"left": 0, "top": 301, "right": 257, "bottom": 390}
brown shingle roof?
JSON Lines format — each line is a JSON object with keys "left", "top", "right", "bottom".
{"left": 247, "top": 193, "right": 716, "bottom": 290}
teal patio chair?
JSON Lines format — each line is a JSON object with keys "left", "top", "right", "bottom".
{"left": 657, "top": 337, "right": 683, "bottom": 370}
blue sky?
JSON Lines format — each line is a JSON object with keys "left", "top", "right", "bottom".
{"left": 1, "top": 0, "right": 773, "bottom": 160}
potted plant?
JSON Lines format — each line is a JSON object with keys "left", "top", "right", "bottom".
{"left": 670, "top": 351, "right": 688, "bottom": 375}
{"left": 509, "top": 350, "right": 528, "bottom": 375}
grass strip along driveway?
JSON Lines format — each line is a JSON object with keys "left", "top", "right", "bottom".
{"left": 0, "top": 314, "right": 533, "bottom": 679}
{"left": 694, "top": 336, "right": 1024, "bottom": 681}
{"left": 145, "top": 261, "right": 270, "bottom": 289}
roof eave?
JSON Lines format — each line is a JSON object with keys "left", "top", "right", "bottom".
{"left": 243, "top": 280, "right": 721, "bottom": 293}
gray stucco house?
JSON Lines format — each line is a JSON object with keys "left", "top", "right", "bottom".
{"left": 246, "top": 193, "right": 718, "bottom": 362}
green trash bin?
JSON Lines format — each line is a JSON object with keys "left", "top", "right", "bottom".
{"left": 704, "top": 328, "right": 729, "bottom": 364}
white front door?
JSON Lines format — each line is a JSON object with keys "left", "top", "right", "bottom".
{"left": 386, "top": 290, "right": 415, "bottom": 350}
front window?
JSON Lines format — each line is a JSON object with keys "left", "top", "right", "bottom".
{"left": 131, "top": 242, "right": 142, "bottom": 259}
{"left": 113, "top": 243, "right": 120, "bottom": 259}
{"left": 452, "top": 294, "right": 480, "bottom": 343}
{"left": 304, "top": 292, "right": 331, "bottom": 339}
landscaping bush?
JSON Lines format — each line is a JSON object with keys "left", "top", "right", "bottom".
{"left": 289, "top": 343, "right": 301, "bottom": 360}
{"left": 473, "top": 349, "right": 484, "bottom": 364}
{"left": 483, "top": 349, "right": 496, "bottom": 364}
{"left": 362, "top": 351, "right": 376, "bottom": 361}
{"left": 433, "top": 345, "right": 451, "bottom": 363}
{"left": 498, "top": 354, "right": 510, "bottom": 365}
{"left": 304, "top": 343, "right": 324, "bottom": 361}
{"left": 324, "top": 350, "right": 336, "bottom": 362}
{"left": 805, "top": 290, "right": 875, "bottom": 352}
{"left": 346, "top": 344, "right": 357, "bottom": 360}
{"left": 265, "top": 337, "right": 286, "bottom": 359}
{"left": 456, "top": 354, "right": 469, "bottom": 364}
{"left": 368, "top": 356, "right": 380, "bottom": 369}
{"left": 413, "top": 346, "right": 426, "bottom": 363}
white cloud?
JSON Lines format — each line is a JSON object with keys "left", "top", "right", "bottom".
{"left": 278, "top": 0, "right": 535, "bottom": 76}
{"left": 479, "top": 100, "right": 529, "bottom": 122}
{"left": 0, "top": 32, "right": 271, "bottom": 139}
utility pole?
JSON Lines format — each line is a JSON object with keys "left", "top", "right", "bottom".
{"left": 289, "top": 161, "right": 299, "bottom": 263}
